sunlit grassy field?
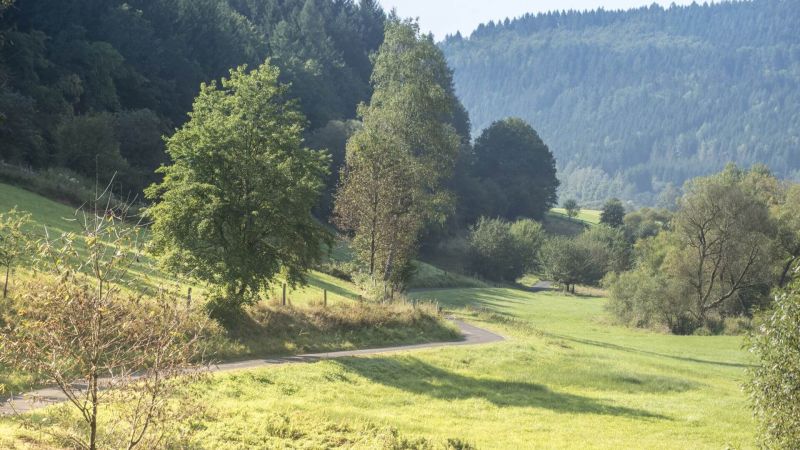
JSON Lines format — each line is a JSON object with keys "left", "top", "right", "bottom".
{"left": 172, "top": 288, "right": 751, "bottom": 449}
{"left": 550, "top": 207, "right": 602, "bottom": 224}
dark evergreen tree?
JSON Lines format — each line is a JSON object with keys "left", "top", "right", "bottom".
{"left": 600, "top": 198, "right": 626, "bottom": 228}
{"left": 470, "top": 118, "right": 558, "bottom": 221}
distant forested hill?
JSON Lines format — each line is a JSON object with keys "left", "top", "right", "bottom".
{"left": 0, "top": 0, "right": 384, "bottom": 193}
{"left": 441, "top": 0, "right": 800, "bottom": 206}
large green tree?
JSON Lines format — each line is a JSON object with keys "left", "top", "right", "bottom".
{"left": 334, "top": 19, "right": 460, "bottom": 294}
{"left": 608, "top": 166, "right": 782, "bottom": 333}
{"left": 146, "top": 62, "right": 329, "bottom": 314}
{"left": 600, "top": 198, "right": 626, "bottom": 228}
{"left": 471, "top": 118, "right": 558, "bottom": 221}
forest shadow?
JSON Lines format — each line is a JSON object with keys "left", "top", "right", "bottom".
{"left": 336, "top": 356, "right": 668, "bottom": 420}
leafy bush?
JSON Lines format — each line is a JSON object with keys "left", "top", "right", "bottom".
{"left": 509, "top": 219, "right": 545, "bottom": 273}
{"left": 541, "top": 225, "right": 630, "bottom": 292}
{"left": 467, "top": 217, "right": 544, "bottom": 282}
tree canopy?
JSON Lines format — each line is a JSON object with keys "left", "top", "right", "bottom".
{"left": 467, "top": 118, "right": 559, "bottom": 221}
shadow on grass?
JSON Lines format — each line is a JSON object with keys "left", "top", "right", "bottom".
{"left": 337, "top": 356, "right": 668, "bottom": 420}
{"left": 307, "top": 276, "right": 359, "bottom": 300}
{"left": 551, "top": 334, "right": 754, "bottom": 369}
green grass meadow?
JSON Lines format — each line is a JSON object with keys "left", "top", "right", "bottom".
{"left": 550, "top": 208, "right": 602, "bottom": 224}
{"left": 1, "top": 185, "right": 756, "bottom": 448}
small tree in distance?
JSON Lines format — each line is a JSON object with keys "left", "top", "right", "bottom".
{"left": 600, "top": 198, "right": 625, "bottom": 228}
{"left": 0, "top": 207, "right": 30, "bottom": 299}
{"left": 562, "top": 199, "right": 580, "bottom": 219}
{"left": 146, "top": 61, "right": 330, "bottom": 318}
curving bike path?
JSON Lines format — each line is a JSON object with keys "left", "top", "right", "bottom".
{"left": 0, "top": 318, "right": 504, "bottom": 415}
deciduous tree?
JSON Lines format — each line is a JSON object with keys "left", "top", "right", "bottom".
{"left": 146, "top": 62, "right": 330, "bottom": 315}
{"left": 746, "top": 273, "right": 800, "bottom": 448}
{"left": 334, "top": 20, "right": 460, "bottom": 295}
{"left": 472, "top": 118, "right": 559, "bottom": 221}
{"left": 562, "top": 199, "right": 580, "bottom": 219}
{"left": 600, "top": 198, "right": 625, "bottom": 228}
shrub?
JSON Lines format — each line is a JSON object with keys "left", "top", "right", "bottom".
{"left": 509, "top": 218, "right": 545, "bottom": 272}
{"left": 467, "top": 217, "right": 543, "bottom": 282}
{"left": 562, "top": 198, "right": 580, "bottom": 218}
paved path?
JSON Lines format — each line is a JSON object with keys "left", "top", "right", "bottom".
{"left": 0, "top": 318, "right": 504, "bottom": 415}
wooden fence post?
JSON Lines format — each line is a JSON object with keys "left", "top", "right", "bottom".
{"left": 323, "top": 289, "right": 327, "bottom": 307}
{"left": 282, "top": 283, "right": 287, "bottom": 306}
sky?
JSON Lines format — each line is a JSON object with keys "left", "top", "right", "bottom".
{"left": 377, "top": 0, "right": 704, "bottom": 40}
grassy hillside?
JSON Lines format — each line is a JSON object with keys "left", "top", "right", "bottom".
{"left": 0, "top": 183, "right": 460, "bottom": 391}
{"left": 550, "top": 208, "right": 602, "bottom": 225}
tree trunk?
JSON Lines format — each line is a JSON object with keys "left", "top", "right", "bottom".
{"left": 778, "top": 256, "right": 798, "bottom": 288}
{"left": 3, "top": 265, "right": 8, "bottom": 299}
{"left": 90, "top": 371, "right": 98, "bottom": 450}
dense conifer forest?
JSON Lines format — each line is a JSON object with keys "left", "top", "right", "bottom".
{"left": 441, "top": 0, "right": 800, "bottom": 205}
{"left": 0, "top": 0, "right": 385, "bottom": 193}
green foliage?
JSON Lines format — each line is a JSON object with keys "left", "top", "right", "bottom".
{"left": 746, "top": 274, "right": 800, "bottom": 448}
{"left": 442, "top": 1, "right": 800, "bottom": 204}
{"left": 600, "top": 198, "right": 625, "bottom": 228}
{"left": 581, "top": 225, "right": 631, "bottom": 276}
{"left": 466, "top": 218, "right": 519, "bottom": 283}
{"left": 146, "top": 62, "right": 330, "bottom": 313}
{"left": 305, "top": 119, "right": 361, "bottom": 220}
{"left": 622, "top": 207, "right": 671, "bottom": 242}
{"left": 466, "top": 217, "right": 544, "bottom": 282}
{"left": 562, "top": 199, "right": 580, "bottom": 218}
{"left": 775, "top": 184, "right": 800, "bottom": 287}
{"left": 509, "top": 219, "right": 545, "bottom": 273}
{"left": 468, "top": 118, "right": 559, "bottom": 221}
{"left": 334, "top": 20, "right": 461, "bottom": 294}
{"left": 541, "top": 226, "right": 629, "bottom": 291}
{"left": 605, "top": 234, "right": 692, "bottom": 333}
{"left": 54, "top": 113, "right": 129, "bottom": 183}
{"left": 609, "top": 166, "right": 787, "bottom": 334}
